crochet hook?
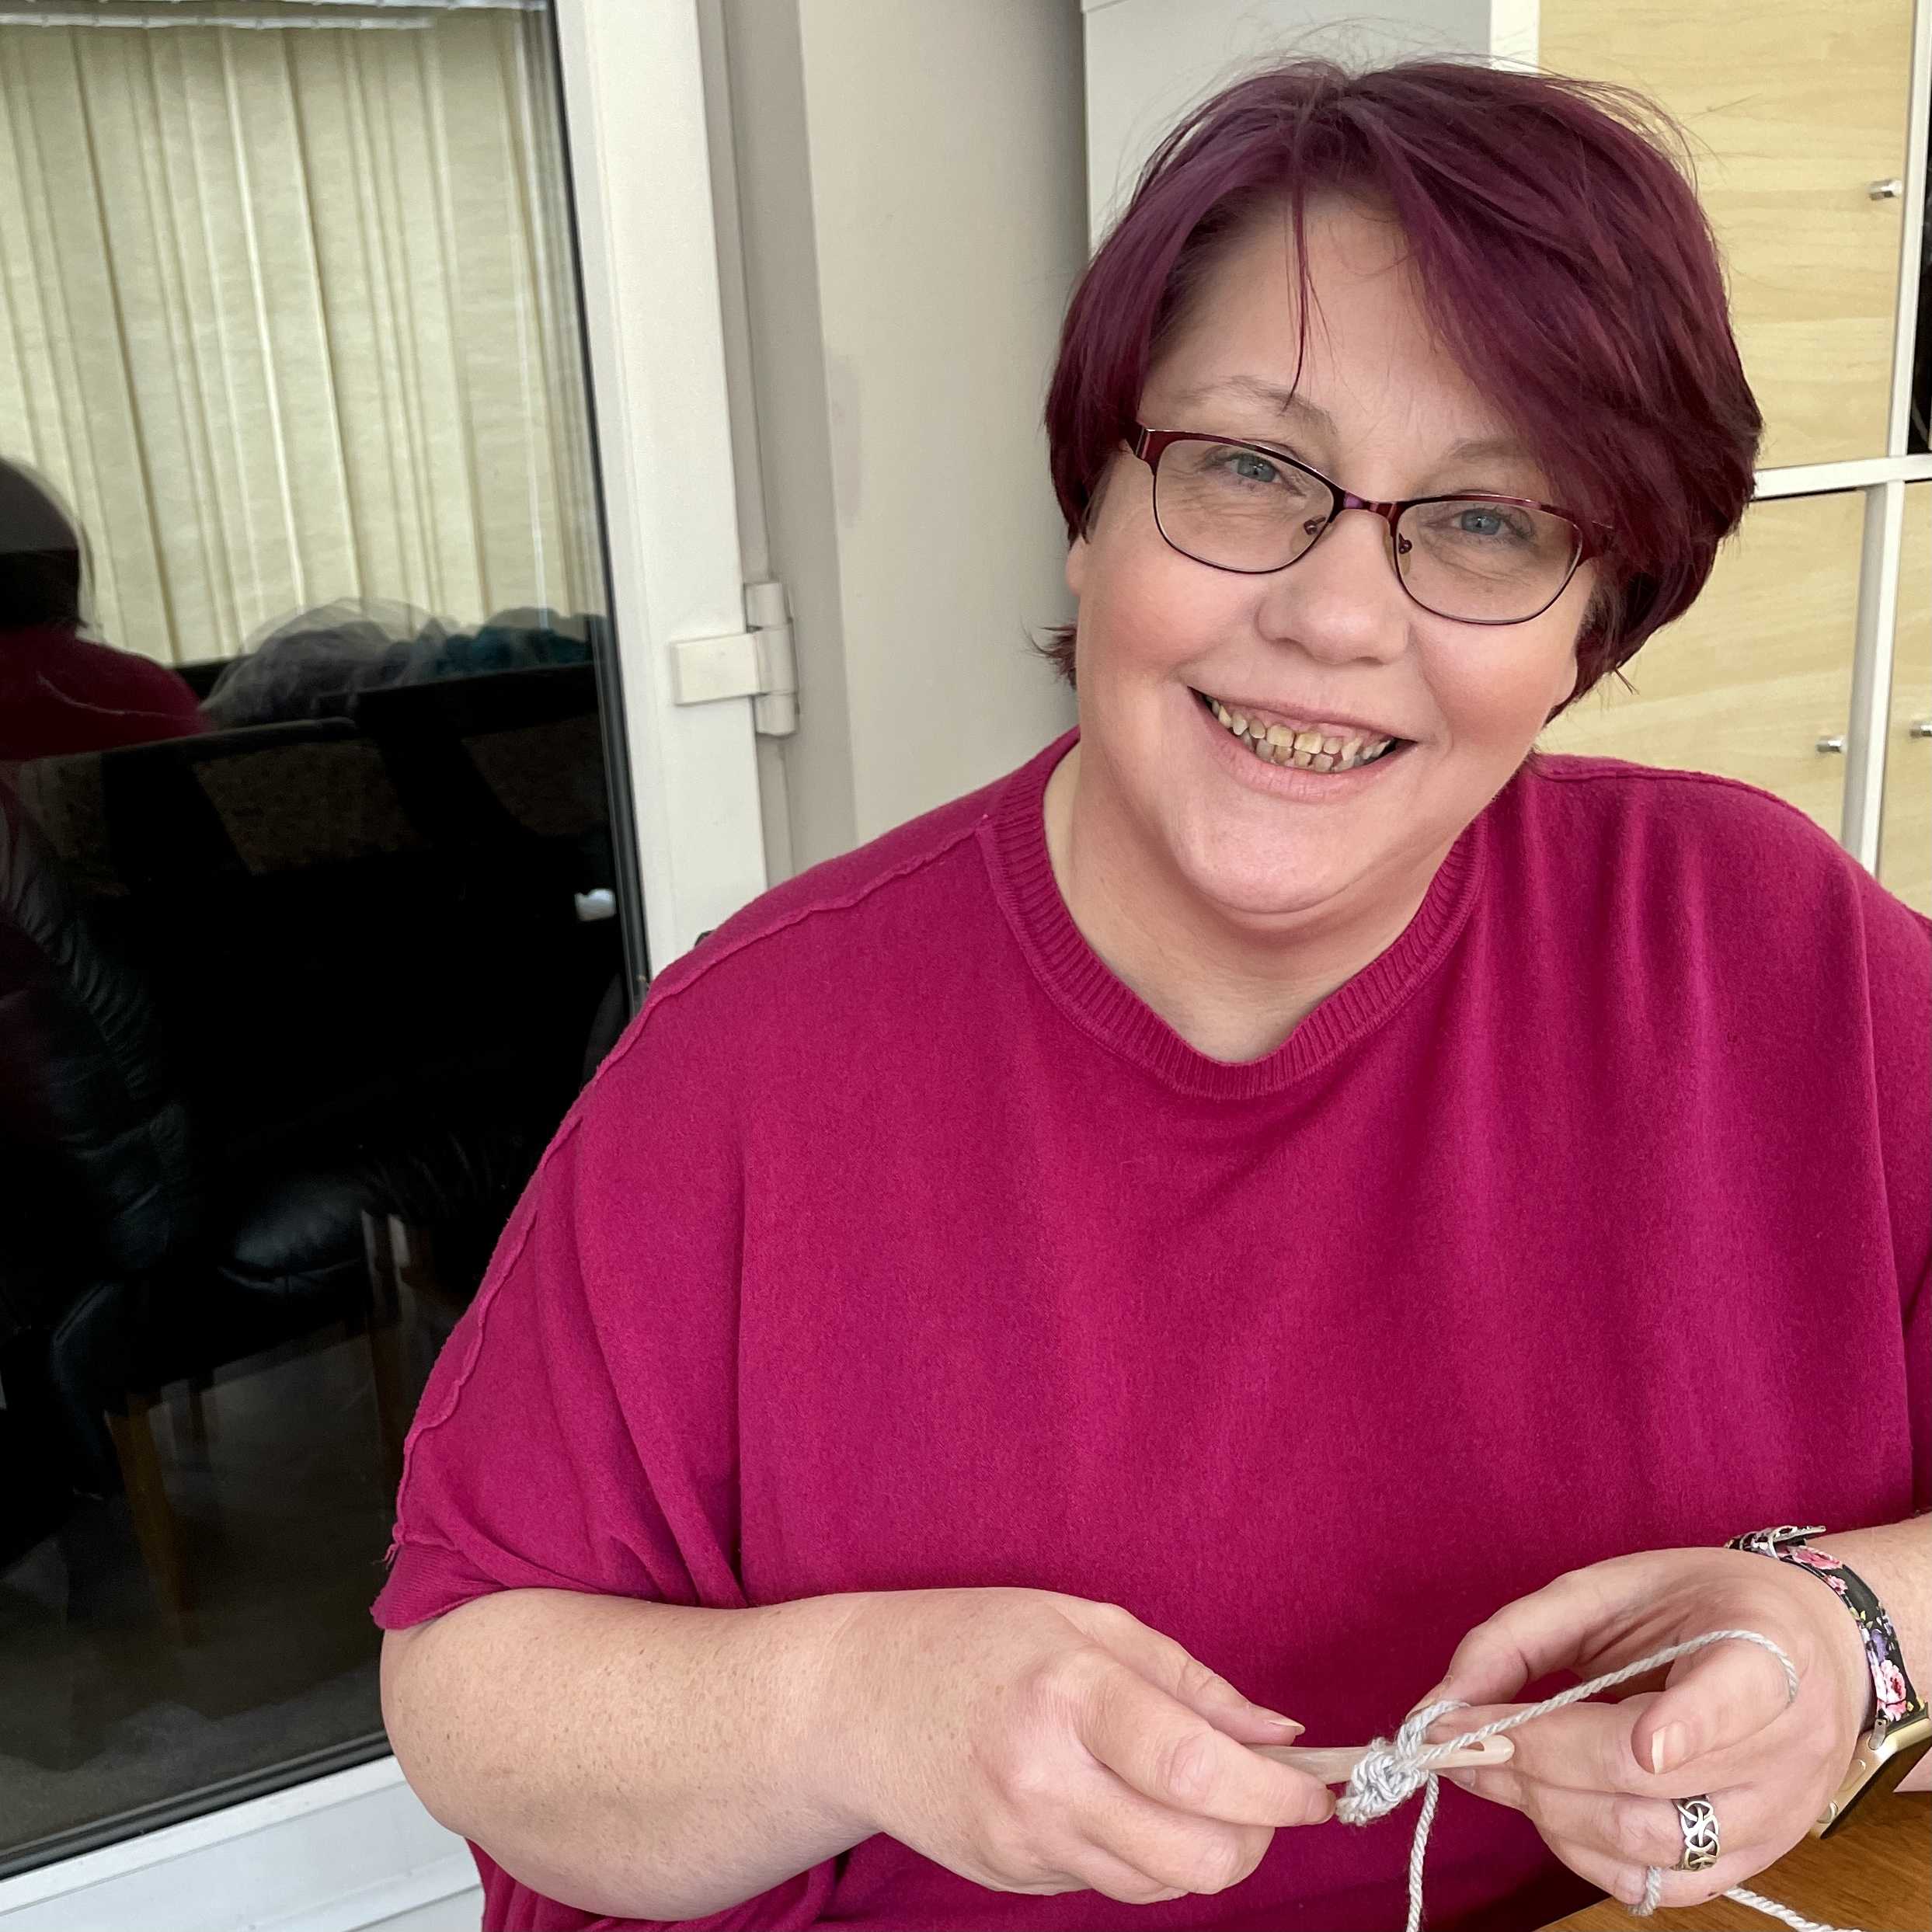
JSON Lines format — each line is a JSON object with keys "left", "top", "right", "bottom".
{"left": 1255, "top": 1735, "right": 1515, "bottom": 1784}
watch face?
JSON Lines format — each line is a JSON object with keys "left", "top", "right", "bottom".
{"left": 1817, "top": 1713, "right": 1932, "bottom": 1836}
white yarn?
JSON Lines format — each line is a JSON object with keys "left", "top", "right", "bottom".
{"left": 1335, "top": 1628, "right": 1863, "bottom": 1932}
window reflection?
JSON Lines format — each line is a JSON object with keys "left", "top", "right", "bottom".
{"left": 0, "top": 0, "right": 625, "bottom": 1871}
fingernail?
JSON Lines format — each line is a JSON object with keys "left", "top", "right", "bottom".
{"left": 1262, "top": 1714, "right": 1305, "bottom": 1735}
{"left": 1650, "top": 1723, "right": 1687, "bottom": 1775}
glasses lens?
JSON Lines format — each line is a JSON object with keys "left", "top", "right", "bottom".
{"left": 1153, "top": 440, "right": 1328, "bottom": 573}
{"left": 1395, "top": 497, "right": 1580, "bottom": 622}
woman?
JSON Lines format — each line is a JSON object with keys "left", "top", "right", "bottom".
{"left": 0, "top": 459, "right": 206, "bottom": 760}
{"left": 375, "top": 58, "right": 1928, "bottom": 1932}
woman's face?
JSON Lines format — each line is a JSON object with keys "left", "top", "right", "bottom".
{"left": 1064, "top": 196, "right": 1594, "bottom": 928}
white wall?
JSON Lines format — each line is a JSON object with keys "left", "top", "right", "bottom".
{"left": 720, "top": 0, "right": 1085, "bottom": 872}
{"left": 1082, "top": 0, "right": 1498, "bottom": 243}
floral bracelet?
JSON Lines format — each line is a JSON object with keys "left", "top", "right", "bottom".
{"left": 1725, "top": 1525, "right": 1925, "bottom": 1745}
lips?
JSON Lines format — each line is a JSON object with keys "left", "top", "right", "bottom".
{"left": 1193, "top": 688, "right": 1412, "bottom": 774}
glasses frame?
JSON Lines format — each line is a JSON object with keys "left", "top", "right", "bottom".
{"left": 1130, "top": 424, "right": 1610, "bottom": 627}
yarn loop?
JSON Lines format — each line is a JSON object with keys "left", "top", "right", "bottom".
{"left": 1332, "top": 1628, "right": 1863, "bottom": 1932}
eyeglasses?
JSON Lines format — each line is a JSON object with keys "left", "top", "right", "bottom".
{"left": 1131, "top": 426, "right": 1607, "bottom": 626}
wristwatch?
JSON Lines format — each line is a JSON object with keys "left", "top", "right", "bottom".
{"left": 1726, "top": 1524, "right": 1931, "bottom": 1836}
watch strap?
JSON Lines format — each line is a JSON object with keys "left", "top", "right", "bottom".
{"left": 1725, "top": 1525, "right": 1927, "bottom": 1745}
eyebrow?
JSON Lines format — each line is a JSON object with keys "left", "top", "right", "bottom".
{"left": 1170, "top": 374, "right": 1534, "bottom": 469}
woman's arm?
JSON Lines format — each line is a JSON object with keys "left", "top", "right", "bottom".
{"left": 381, "top": 1582, "right": 1333, "bottom": 1923}
{"left": 381, "top": 1587, "right": 872, "bottom": 1921}
{"left": 1808, "top": 1513, "right": 1931, "bottom": 1792}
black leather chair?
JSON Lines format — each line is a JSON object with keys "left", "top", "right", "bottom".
{"left": 0, "top": 688, "right": 616, "bottom": 1627}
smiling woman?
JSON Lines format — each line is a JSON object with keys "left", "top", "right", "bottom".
{"left": 372, "top": 55, "right": 1929, "bottom": 1932}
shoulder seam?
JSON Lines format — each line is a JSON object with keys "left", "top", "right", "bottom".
{"left": 387, "top": 810, "right": 990, "bottom": 1533}
{"left": 642, "top": 814, "right": 989, "bottom": 1022}
{"left": 1526, "top": 757, "right": 1836, "bottom": 837}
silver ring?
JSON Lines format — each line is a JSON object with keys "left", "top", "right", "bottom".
{"left": 1674, "top": 1794, "right": 1721, "bottom": 1872}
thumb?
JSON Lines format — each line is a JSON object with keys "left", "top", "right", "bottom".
{"left": 1087, "top": 1606, "right": 1305, "bottom": 1745}
{"left": 1627, "top": 1637, "right": 1794, "bottom": 1777}
{"left": 1422, "top": 1562, "right": 1655, "bottom": 1711}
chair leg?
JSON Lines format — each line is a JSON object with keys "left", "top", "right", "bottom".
{"left": 186, "top": 1371, "right": 214, "bottom": 1446}
{"left": 392, "top": 1215, "right": 441, "bottom": 1295}
{"left": 107, "top": 1394, "right": 193, "bottom": 1634}
{"left": 170, "top": 1370, "right": 214, "bottom": 1457}
{"left": 366, "top": 1320, "right": 408, "bottom": 1497}
{"left": 361, "top": 1211, "right": 408, "bottom": 1494}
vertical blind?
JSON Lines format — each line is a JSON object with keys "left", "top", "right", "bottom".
{"left": 0, "top": 2, "right": 601, "bottom": 665}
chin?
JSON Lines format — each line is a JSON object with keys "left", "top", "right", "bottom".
{"left": 1182, "top": 846, "right": 1355, "bottom": 924}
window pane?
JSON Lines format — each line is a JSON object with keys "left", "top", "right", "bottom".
{"left": 0, "top": 0, "right": 631, "bottom": 1871}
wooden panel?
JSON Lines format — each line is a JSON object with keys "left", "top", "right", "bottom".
{"left": 1539, "top": 0, "right": 1912, "bottom": 469}
{"left": 1879, "top": 484, "right": 1930, "bottom": 914}
{"left": 1537, "top": 491, "right": 1861, "bottom": 839}
{"left": 1540, "top": 1791, "right": 1930, "bottom": 1930}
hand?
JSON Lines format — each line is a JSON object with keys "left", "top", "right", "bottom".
{"left": 817, "top": 1586, "right": 1333, "bottom": 1904}
{"left": 1411, "top": 1547, "right": 1872, "bottom": 1910}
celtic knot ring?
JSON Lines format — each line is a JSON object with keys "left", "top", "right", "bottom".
{"left": 1673, "top": 1794, "right": 1721, "bottom": 1872}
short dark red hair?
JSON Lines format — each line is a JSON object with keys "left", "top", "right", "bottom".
{"left": 1040, "top": 57, "right": 1762, "bottom": 705}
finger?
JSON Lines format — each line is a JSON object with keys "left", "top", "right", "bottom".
{"left": 1077, "top": 1771, "right": 1276, "bottom": 1900}
{"left": 1544, "top": 1829, "right": 1803, "bottom": 1916}
{"left": 1424, "top": 1697, "right": 1687, "bottom": 1797}
{"left": 1078, "top": 1665, "right": 1333, "bottom": 1828}
{"left": 1088, "top": 1605, "right": 1305, "bottom": 1746}
{"left": 1471, "top": 1776, "right": 1781, "bottom": 1875}
{"left": 1421, "top": 1560, "right": 1652, "bottom": 1708}
{"left": 1627, "top": 1634, "right": 1799, "bottom": 1779}
{"left": 1050, "top": 1844, "right": 1190, "bottom": 1907}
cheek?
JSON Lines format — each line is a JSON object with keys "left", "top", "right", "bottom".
{"left": 1423, "top": 625, "right": 1579, "bottom": 749}
{"left": 1082, "top": 544, "right": 1233, "bottom": 682}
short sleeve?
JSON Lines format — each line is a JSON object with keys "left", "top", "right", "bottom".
{"left": 1858, "top": 874, "right": 1932, "bottom": 1512}
{"left": 372, "top": 984, "right": 749, "bottom": 1629}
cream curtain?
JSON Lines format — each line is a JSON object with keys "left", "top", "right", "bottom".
{"left": 0, "top": 1, "right": 603, "bottom": 666}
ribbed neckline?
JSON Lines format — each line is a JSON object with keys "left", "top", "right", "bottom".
{"left": 978, "top": 729, "right": 1486, "bottom": 1100}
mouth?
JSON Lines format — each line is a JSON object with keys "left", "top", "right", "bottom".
{"left": 1190, "top": 688, "right": 1413, "bottom": 773}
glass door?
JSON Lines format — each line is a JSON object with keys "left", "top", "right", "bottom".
{"left": 0, "top": 0, "right": 764, "bottom": 1892}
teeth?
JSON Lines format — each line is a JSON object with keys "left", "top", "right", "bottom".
{"left": 1203, "top": 692, "right": 1398, "bottom": 772}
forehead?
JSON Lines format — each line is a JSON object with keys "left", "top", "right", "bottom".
{"left": 1147, "top": 197, "right": 1521, "bottom": 451}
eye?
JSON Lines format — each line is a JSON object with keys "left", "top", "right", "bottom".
{"left": 1224, "top": 449, "right": 1282, "bottom": 486}
{"left": 1450, "top": 504, "right": 1529, "bottom": 541}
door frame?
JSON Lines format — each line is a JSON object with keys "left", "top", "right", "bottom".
{"left": 0, "top": 2, "right": 761, "bottom": 1920}
{"left": 559, "top": 0, "right": 770, "bottom": 980}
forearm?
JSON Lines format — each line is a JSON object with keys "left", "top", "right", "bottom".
{"left": 1808, "top": 1513, "right": 1931, "bottom": 1792}
{"left": 380, "top": 1586, "right": 878, "bottom": 1920}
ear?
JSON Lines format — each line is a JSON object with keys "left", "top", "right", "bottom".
{"left": 1066, "top": 533, "right": 1089, "bottom": 599}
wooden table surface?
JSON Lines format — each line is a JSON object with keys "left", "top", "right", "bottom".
{"left": 1540, "top": 1792, "right": 1930, "bottom": 1930}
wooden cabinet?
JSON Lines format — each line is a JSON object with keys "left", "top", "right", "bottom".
{"left": 1879, "top": 485, "right": 1930, "bottom": 914}
{"left": 1539, "top": 0, "right": 1914, "bottom": 469}
{"left": 1538, "top": 492, "right": 1864, "bottom": 838}
{"left": 1083, "top": 0, "right": 1926, "bottom": 862}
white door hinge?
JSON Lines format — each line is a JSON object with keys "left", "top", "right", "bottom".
{"left": 669, "top": 580, "right": 798, "bottom": 736}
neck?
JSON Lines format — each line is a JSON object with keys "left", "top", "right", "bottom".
{"left": 1042, "top": 738, "right": 1445, "bottom": 1063}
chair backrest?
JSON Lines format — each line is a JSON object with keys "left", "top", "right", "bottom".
{"left": 0, "top": 782, "right": 200, "bottom": 1343}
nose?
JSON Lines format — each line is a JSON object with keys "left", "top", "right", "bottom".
{"left": 1253, "top": 504, "right": 1409, "bottom": 666}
